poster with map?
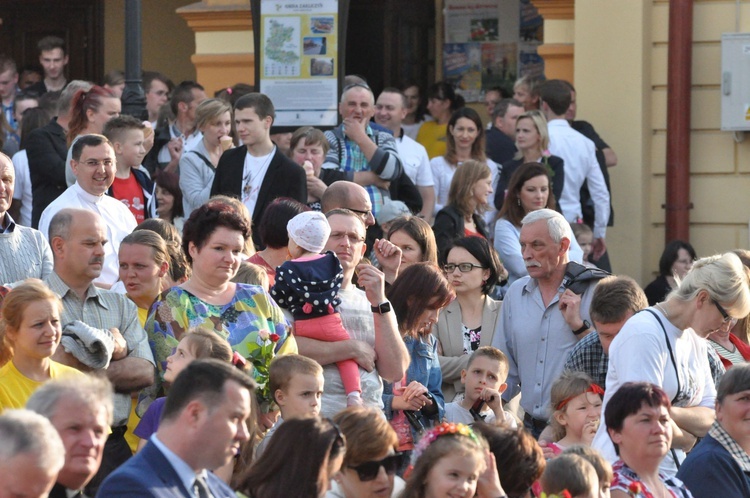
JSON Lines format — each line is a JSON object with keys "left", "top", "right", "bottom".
{"left": 259, "top": 0, "right": 339, "bottom": 127}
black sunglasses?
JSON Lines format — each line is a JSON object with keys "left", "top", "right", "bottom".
{"left": 713, "top": 299, "right": 736, "bottom": 324}
{"left": 349, "top": 452, "right": 406, "bottom": 481}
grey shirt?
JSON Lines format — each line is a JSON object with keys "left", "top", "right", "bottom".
{"left": 492, "top": 275, "right": 596, "bottom": 419}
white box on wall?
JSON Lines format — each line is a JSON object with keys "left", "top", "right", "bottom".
{"left": 721, "top": 33, "right": 750, "bottom": 131}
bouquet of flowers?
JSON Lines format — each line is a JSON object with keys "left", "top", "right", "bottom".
{"left": 246, "top": 329, "right": 281, "bottom": 409}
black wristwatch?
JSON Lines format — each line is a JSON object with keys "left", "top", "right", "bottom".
{"left": 371, "top": 301, "right": 392, "bottom": 314}
{"left": 572, "top": 320, "right": 591, "bottom": 335}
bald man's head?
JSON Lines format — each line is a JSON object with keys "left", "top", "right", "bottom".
{"left": 321, "top": 181, "right": 375, "bottom": 227}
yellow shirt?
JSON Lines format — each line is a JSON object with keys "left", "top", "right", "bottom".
{"left": 137, "top": 306, "right": 149, "bottom": 327}
{"left": 416, "top": 121, "right": 448, "bottom": 159}
{"left": 0, "top": 360, "right": 83, "bottom": 411}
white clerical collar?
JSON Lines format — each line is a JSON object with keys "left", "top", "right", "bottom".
{"left": 72, "top": 182, "right": 104, "bottom": 204}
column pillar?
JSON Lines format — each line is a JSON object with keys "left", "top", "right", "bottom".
{"left": 176, "top": 0, "right": 254, "bottom": 96}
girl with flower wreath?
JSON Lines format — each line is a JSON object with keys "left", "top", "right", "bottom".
{"left": 400, "top": 422, "right": 506, "bottom": 498}
{"left": 605, "top": 383, "right": 693, "bottom": 498}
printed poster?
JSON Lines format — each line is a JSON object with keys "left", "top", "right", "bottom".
{"left": 259, "top": 0, "right": 339, "bottom": 127}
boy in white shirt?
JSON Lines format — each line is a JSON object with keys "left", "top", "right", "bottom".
{"left": 444, "top": 346, "right": 517, "bottom": 428}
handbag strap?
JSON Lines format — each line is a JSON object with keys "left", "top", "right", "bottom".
{"left": 643, "top": 308, "right": 683, "bottom": 471}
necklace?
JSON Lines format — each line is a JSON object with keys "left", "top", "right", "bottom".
{"left": 655, "top": 302, "right": 670, "bottom": 319}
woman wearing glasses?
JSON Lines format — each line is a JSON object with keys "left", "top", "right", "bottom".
{"left": 326, "top": 406, "right": 407, "bottom": 498}
{"left": 433, "top": 237, "right": 503, "bottom": 402}
{"left": 592, "top": 252, "right": 750, "bottom": 475}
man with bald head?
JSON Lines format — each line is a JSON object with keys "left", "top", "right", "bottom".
{"left": 0, "top": 151, "right": 53, "bottom": 284}
{"left": 322, "top": 84, "right": 403, "bottom": 218}
{"left": 321, "top": 180, "right": 376, "bottom": 227}
{"left": 0, "top": 409, "right": 65, "bottom": 498}
{"left": 38, "top": 134, "right": 136, "bottom": 286}
{"left": 44, "top": 207, "right": 154, "bottom": 484}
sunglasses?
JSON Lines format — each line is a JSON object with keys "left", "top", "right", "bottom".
{"left": 349, "top": 452, "right": 406, "bottom": 481}
{"left": 713, "top": 299, "right": 737, "bottom": 325}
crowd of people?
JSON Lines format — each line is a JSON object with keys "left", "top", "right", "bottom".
{"left": 2, "top": 35, "right": 750, "bottom": 498}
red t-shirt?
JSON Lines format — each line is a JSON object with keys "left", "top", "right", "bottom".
{"left": 111, "top": 173, "right": 146, "bottom": 222}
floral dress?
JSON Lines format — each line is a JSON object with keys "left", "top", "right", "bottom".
{"left": 611, "top": 460, "right": 693, "bottom": 498}
{"left": 142, "top": 283, "right": 292, "bottom": 407}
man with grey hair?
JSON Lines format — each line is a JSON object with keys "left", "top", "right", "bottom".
{"left": 492, "top": 208, "right": 597, "bottom": 438}
{"left": 27, "top": 375, "right": 114, "bottom": 498}
{"left": 0, "top": 409, "right": 65, "bottom": 498}
{"left": 0, "top": 151, "right": 53, "bottom": 284}
{"left": 27, "top": 79, "right": 93, "bottom": 228}
{"left": 322, "top": 83, "right": 403, "bottom": 218}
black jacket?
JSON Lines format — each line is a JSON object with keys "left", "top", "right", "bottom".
{"left": 432, "top": 205, "right": 489, "bottom": 263}
{"left": 27, "top": 118, "right": 67, "bottom": 228}
{"left": 210, "top": 146, "right": 307, "bottom": 248}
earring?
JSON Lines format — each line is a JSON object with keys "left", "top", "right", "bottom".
{"left": 517, "top": 198, "right": 521, "bottom": 207}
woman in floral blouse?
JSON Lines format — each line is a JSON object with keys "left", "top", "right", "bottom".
{"left": 144, "top": 200, "right": 293, "bottom": 404}
{"left": 606, "top": 382, "right": 693, "bottom": 498}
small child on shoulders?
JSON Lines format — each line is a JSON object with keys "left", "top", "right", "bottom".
{"left": 103, "top": 115, "right": 154, "bottom": 223}
{"left": 271, "top": 210, "right": 362, "bottom": 406}
{"left": 443, "top": 346, "right": 516, "bottom": 428}
{"left": 255, "top": 354, "right": 324, "bottom": 457}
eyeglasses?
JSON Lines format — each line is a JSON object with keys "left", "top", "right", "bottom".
{"left": 349, "top": 453, "right": 406, "bottom": 481}
{"left": 329, "top": 231, "right": 365, "bottom": 245}
{"left": 82, "top": 159, "right": 114, "bottom": 168}
{"left": 713, "top": 300, "right": 738, "bottom": 325}
{"left": 443, "top": 263, "right": 485, "bottom": 273}
{"left": 347, "top": 207, "right": 372, "bottom": 221}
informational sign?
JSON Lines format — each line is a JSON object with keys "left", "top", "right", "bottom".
{"left": 443, "top": 0, "right": 521, "bottom": 102}
{"left": 257, "top": 0, "right": 340, "bottom": 127}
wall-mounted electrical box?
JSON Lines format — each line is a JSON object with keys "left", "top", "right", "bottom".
{"left": 721, "top": 33, "right": 750, "bottom": 131}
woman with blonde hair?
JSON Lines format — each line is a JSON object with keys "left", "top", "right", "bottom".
{"left": 593, "top": 252, "right": 750, "bottom": 474}
{"left": 0, "top": 280, "right": 82, "bottom": 410}
{"left": 179, "top": 98, "right": 233, "bottom": 217}
{"left": 118, "top": 230, "right": 171, "bottom": 325}
{"left": 432, "top": 159, "right": 493, "bottom": 262}
{"left": 494, "top": 110, "right": 564, "bottom": 213}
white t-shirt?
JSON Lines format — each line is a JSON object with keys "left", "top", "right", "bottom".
{"left": 444, "top": 401, "right": 518, "bottom": 428}
{"left": 396, "top": 134, "right": 433, "bottom": 187}
{"left": 241, "top": 147, "right": 275, "bottom": 217}
{"left": 592, "top": 307, "right": 715, "bottom": 476}
{"left": 11, "top": 150, "right": 32, "bottom": 227}
{"left": 242, "top": 146, "right": 276, "bottom": 216}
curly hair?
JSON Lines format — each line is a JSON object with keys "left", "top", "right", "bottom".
{"left": 181, "top": 201, "right": 251, "bottom": 264}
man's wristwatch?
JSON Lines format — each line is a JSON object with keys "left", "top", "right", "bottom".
{"left": 371, "top": 301, "right": 392, "bottom": 314}
{"left": 572, "top": 320, "right": 591, "bottom": 335}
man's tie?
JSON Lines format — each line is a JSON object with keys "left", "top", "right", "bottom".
{"left": 193, "top": 475, "right": 212, "bottom": 498}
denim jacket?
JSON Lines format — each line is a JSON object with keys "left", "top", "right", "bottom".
{"left": 383, "top": 333, "right": 446, "bottom": 438}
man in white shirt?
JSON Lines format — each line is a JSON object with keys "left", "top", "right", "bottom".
{"left": 539, "top": 79, "right": 610, "bottom": 261}
{"left": 374, "top": 88, "right": 435, "bottom": 221}
{"left": 38, "top": 134, "right": 136, "bottom": 287}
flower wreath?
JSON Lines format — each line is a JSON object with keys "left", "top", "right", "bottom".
{"left": 410, "top": 422, "right": 480, "bottom": 465}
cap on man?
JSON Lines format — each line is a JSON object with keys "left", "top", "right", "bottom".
{"left": 0, "top": 409, "right": 65, "bottom": 498}
{"left": 27, "top": 375, "right": 114, "bottom": 498}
